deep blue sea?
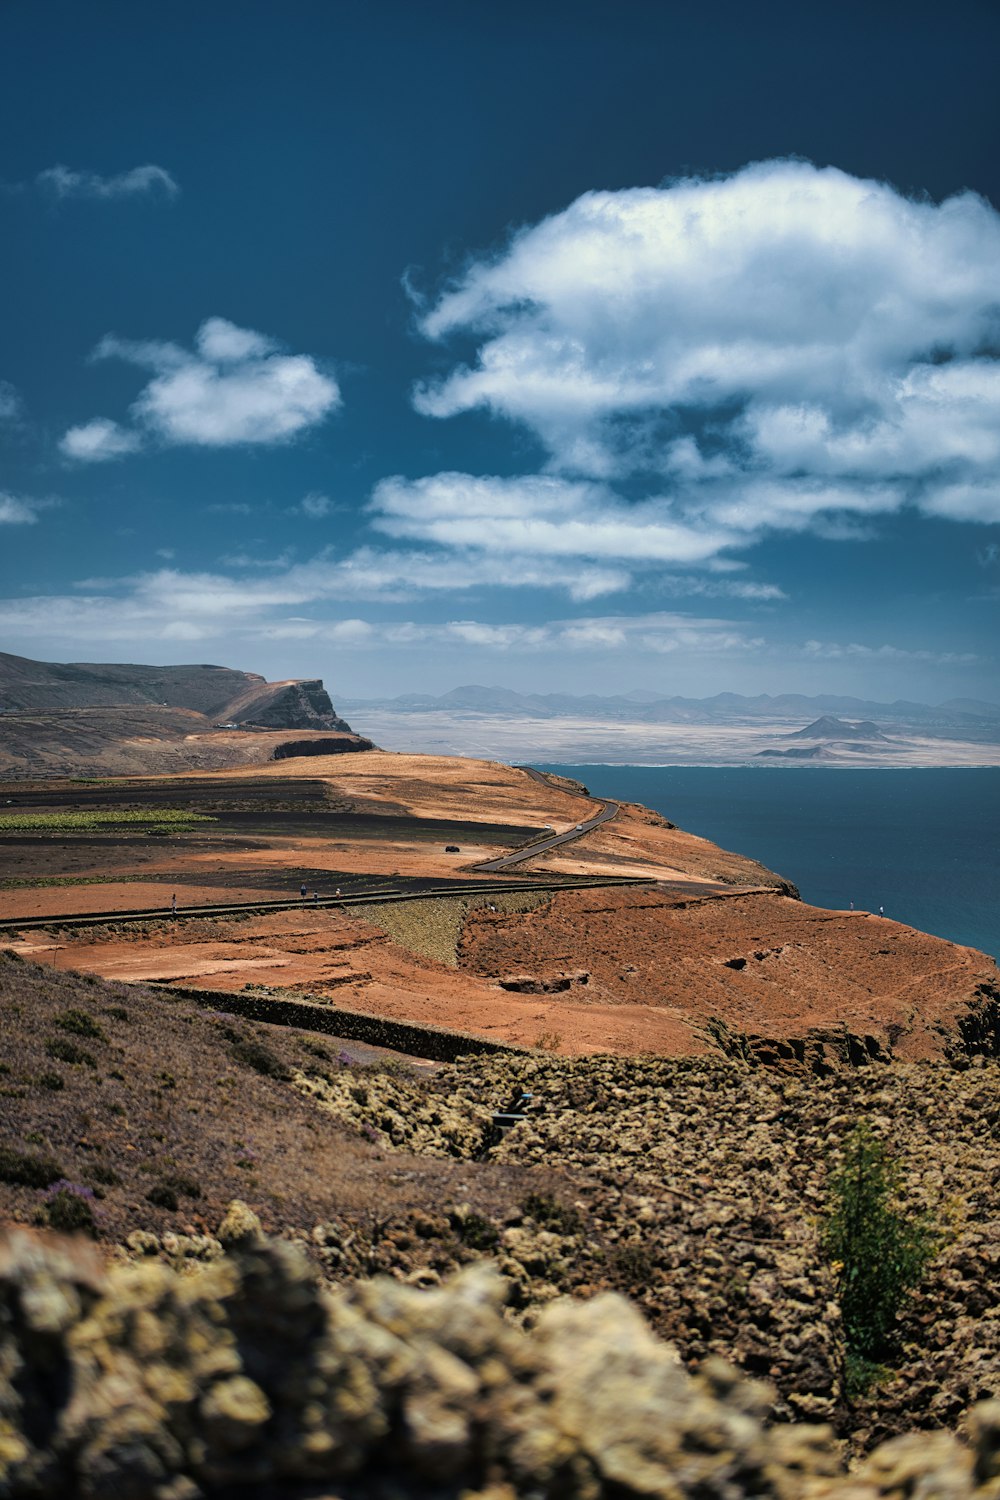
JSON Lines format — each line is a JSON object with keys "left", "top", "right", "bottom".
{"left": 535, "top": 765, "right": 1000, "bottom": 960}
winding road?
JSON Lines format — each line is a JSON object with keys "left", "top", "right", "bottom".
{"left": 471, "top": 767, "right": 619, "bottom": 873}
{"left": 0, "top": 768, "right": 631, "bottom": 933}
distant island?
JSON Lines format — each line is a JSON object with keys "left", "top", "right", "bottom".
{"left": 757, "top": 716, "right": 894, "bottom": 757}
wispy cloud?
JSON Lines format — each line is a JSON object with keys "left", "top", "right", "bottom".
{"left": 371, "top": 472, "right": 734, "bottom": 568}
{"left": 0, "top": 492, "right": 55, "bottom": 526}
{"left": 802, "top": 639, "right": 979, "bottom": 665}
{"left": 0, "top": 570, "right": 764, "bottom": 658}
{"left": 295, "top": 491, "right": 337, "bottom": 518}
{"left": 60, "top": 317, "right": 340, "bottom": 460}
{"left": 36, "top": 163, "right": 179, "bottom": 201}
{"left": 0, "top": 381, "right": 22, "bottom": 422}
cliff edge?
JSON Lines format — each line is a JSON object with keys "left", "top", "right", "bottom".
{"left": 0, "top": 651, "right": 353, "bottom": 732}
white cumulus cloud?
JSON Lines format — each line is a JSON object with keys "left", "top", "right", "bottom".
{"left": 36, "top": 163, "right": 179, "bottom": 200}
{"left": 60, "top": 317, "right": 340, "bottom": 457}
{"left": 415, "top": 159, "right": 1000, "bottom": 541}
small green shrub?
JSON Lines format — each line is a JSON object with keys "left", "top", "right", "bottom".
{"left": 821, "top": 1123, "right": 937, "bottom": 1373}
{"left": 104, "top": 1006, "right": 131, "bottom": 1022}
{"left": 0, "top": 1146, "right": 64, "bottom": 1188}
{"left": 613, "top": 1242, "right": 655, "bottom": 1283}
{"left": 44, "top": 1185, "right": 97, "bottom": 1236}
{"left": 535, "top": 1030, "right": 562, "bottom": 1052}
{"left": 300, "top": 1037, "right": 331, "bottom": 1060}
{"left": 87, "top": 1163, "right": 120, "bottom": 1186}
{"left": 160, "top": 1172, "right": 202, "bottom": 1200}
{"left": 45, "top": 1038, "right": 96, "bottom": 1068}
{"left": 522, "top": 1192, "right": 583, "bottom": 1235}
{"left": 146, "top": 1184, "right": 178, "bottom": 1211}
{"left": 361, "top": 1055, "right": 417, "bottom": 1079}
{"left": 37, "top": 1071, "right": 65, "bottom": 1091}
{"left": 54, "top": 1008, "right": 106, "bottom": 1041}
{"left": 454, "top": 1210, "right": 499, "bottom": 1250}
{"left": 229, "top": 1036, "right": 291, "bottom": 1080}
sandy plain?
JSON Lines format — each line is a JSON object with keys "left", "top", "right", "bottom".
{"left": 348, "top": 711, "right": 1000, "bottom": 767}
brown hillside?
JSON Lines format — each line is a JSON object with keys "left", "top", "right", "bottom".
{"left": 2, "top": 752, "right": 996, "bottom": 1063}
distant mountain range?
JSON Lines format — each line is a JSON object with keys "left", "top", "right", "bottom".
{"left": 340, "top": 685, "right": 1000, "bottom": 735}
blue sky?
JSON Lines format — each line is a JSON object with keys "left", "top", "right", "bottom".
{"left": 1, "top": 0, "right": 998, "bottom": 702}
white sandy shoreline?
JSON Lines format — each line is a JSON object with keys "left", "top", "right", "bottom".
{"left": 348, "top": 709, "right": 1000, "bottom": 769}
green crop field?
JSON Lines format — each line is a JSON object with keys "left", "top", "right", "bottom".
{"left": 0, "top": 810, "right": 216, "bottom": 831}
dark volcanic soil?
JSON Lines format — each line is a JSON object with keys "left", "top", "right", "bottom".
{"left": 0, "top": 952, "right": 558, "bottom": 1242}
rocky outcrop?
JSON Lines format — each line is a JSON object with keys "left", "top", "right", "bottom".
{"left": 218, "top": 678, "right": 354, "bottom": 732}
{"left": 2, "top": 1219, "right": 1000, "bottom": 1500}
{"left": 498, "top": 971, "right": 590, "bottom": 994}
{"left": 949, "top": 982, "right": 1000, "bottom": 1060}
{"left": 272, "top": 735, "right": 374, "bottom": 759}
{"left": 705, "top": 1017, "right": 893, "bottom": 1073}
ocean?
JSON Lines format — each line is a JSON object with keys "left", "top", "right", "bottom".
{"left": 534, "top": 765, "right": 1000, "bottom": 960}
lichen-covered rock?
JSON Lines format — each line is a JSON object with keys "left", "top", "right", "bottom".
{"left": 215, "top": 1200, "right": 264, "bottom": 1251}
{"left": 1, "top": 1223, "right": 999, "bottom": 1500}
{"left": 0, "top": 1228, "right": 107, "bottom": 1496}
{"left": 298, "top": 1051, "right": 997, "bottom": 1443}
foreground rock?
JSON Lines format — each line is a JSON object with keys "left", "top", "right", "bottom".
{"left": 2, "top": 1219, "right": 999, "bottom": 1500}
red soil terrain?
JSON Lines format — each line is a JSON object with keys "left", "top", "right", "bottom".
{"left": 3, "top": 751, "right": 997, "bottom": 1062}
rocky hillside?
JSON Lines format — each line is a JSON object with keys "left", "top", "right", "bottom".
{"left": 1, "top": 953, "right": 998, "bottom": 1456}
{"left": 0, "top": 651, "right": 352, "bottom": 731}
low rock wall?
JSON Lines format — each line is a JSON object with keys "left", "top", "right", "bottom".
{"left": 158, "top": 982, "right": 530, "bottom": 1063}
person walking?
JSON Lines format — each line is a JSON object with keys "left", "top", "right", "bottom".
{"left": 879, "top": 905, "right": 884, "bottom": 917}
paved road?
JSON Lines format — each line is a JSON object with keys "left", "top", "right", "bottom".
{"left": 472, "top": 767, "right": 619, "bottom": 873}
{"left": 0, "top": 873, "right": 652, "bottom": 934}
